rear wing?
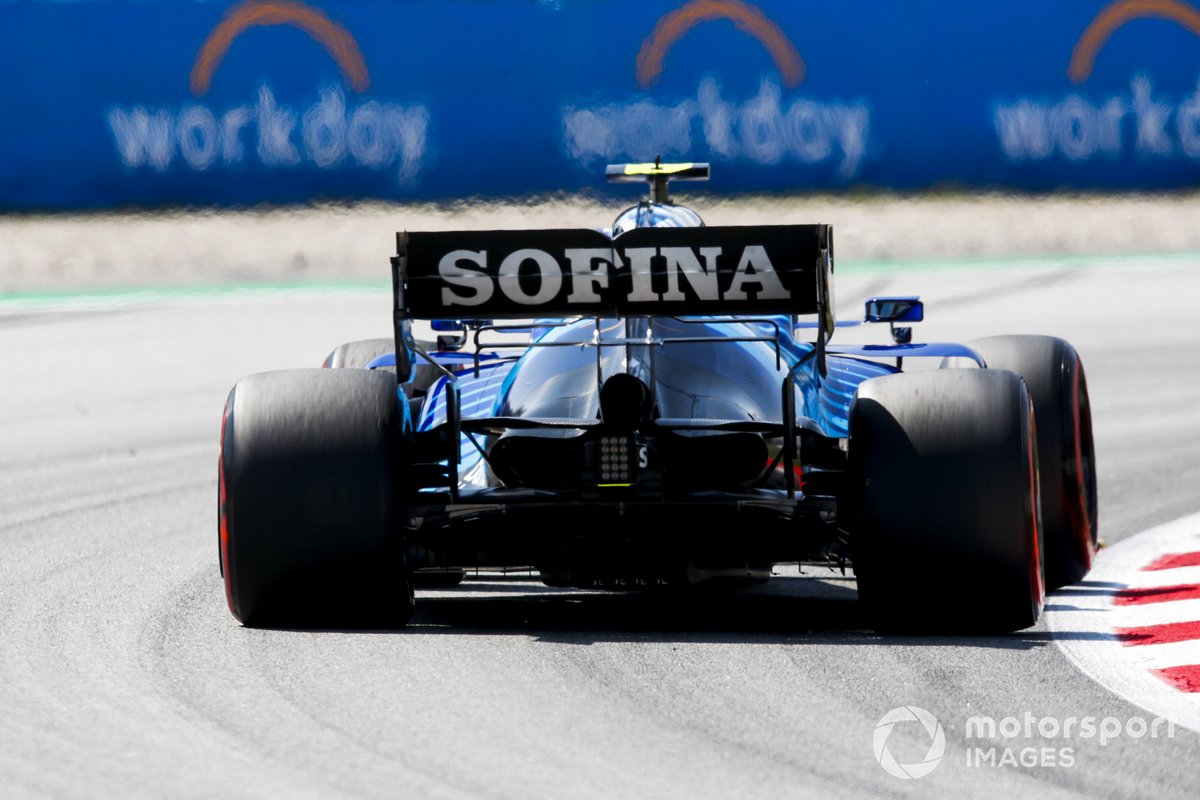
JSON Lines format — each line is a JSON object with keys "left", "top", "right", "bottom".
{"left": 392, "top": 224, "right": 833, "bottom": 320}
{"left": 606, "top": 161, "right": 709, "bottom": 202}
{"left": 604, "top": 161, "right": 710, "bottom": 183}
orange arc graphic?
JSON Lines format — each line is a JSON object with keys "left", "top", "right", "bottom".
{"left": 636, "top": 0, "right": 805, "bottom": 89}
{"left": 1069, "top": 0, "right": 1200, "bottom": 83}
{"left": 190, "top": 0, "right": 369, "bottom": 96}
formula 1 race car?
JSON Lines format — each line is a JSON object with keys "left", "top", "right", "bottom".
{"left": 218, "top": 162, "right": 1098, "bottom": 633}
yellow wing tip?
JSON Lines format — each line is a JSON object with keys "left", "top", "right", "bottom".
{"left": 605, "top": 162, "right": 710, "bottom": 184}
{"left": 623, "top": 162, "right": 695, "bottom": 175}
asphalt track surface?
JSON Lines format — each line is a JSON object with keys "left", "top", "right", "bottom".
{"left": 2, "top": 256, "right": 1199, "bottom": 799}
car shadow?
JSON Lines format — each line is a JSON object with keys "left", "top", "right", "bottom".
{"left": 335, "top": 575, "right": 1070, "bottom": 649}
{"left": 258, "top": 574, "right": 1127, "bottom": 648}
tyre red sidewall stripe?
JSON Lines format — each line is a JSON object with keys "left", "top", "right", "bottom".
{"left": 1028, "top": 395, "right": 1045, "bottom": 608}
{"left": 219, "top": 396, "right": 238, "bottom": 619}
{"left": 1068, "top": 360, "right": 1095, "bottom": 568}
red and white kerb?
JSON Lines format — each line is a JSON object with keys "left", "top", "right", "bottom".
{"left": 1047, "top": 512, "right": 1200, "bottom": 734}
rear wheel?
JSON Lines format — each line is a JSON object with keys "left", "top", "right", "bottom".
{"left": 964, "top": 336, "right": 1098, "bottom": 588}
{"left": 322, "top": 337, "right": 396, "bottom": 370}
{"left": 324, "top": 337, "right": 444, "bottom": 412}
{"left": 219, "top": 369, "right": 413, "bottom": 628}
{"left": 850, "top": 370, "right": 1044, "bottom": 633}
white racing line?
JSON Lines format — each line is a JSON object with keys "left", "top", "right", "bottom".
{"left": 1047, "top": 512, "right": 1200, "bottom": 733}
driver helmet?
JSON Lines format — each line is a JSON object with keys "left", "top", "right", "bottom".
{"left": 610, "top": 202, "right": 704, "bottom": 238}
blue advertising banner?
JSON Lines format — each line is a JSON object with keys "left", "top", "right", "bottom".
{"left": 3, "top": 0, "right": 1200, "bottom": 208}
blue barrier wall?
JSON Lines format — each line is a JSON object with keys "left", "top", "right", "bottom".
{"left": 3, "top": 0, "right": 1200, "bottom": 208}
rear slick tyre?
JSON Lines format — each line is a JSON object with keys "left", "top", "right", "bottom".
{"left": 219, "top": 369, "right": 413, "bottom": 628}
{"left": 850, "top": 369, "right": 1045, "bottom": 634}
{"left": 322, "top": 338, "right": 395, "bottom": 370}
{"left": 323, "top": 337, "right": 443, "bottom": 400}
{"left": 964, "top": 336, "right": 1098, "bottom": 589}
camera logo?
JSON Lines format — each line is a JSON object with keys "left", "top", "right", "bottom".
{"left": 873, "top": 706, "right": 946, "bottom": 779}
